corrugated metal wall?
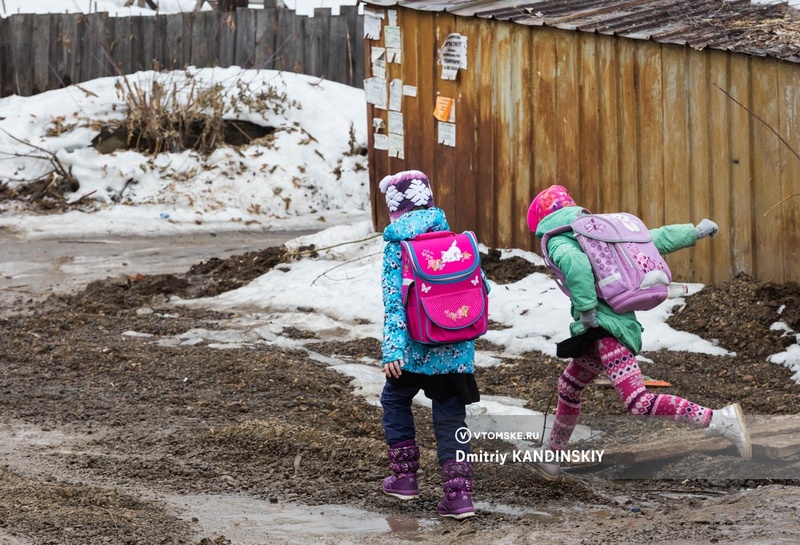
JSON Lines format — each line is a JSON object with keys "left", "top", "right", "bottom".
{"left": 365, "top": 7, "right": 800, "bottom": 284}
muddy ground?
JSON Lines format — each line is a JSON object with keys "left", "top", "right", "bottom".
{"left": 1, "top": 243, "right": 799, "bottom": 544}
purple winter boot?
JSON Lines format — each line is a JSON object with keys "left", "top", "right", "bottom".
{"left": 436, "top": 459, "right": 475, "bottom": 519}
{"left": 382, "top": 439, "right": 420, "bottom": 500}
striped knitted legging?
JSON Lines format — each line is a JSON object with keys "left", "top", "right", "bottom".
{"left": 548, "top": 337, "right": 713, "bottom": 451}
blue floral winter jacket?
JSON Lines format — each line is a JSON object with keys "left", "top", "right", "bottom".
{"left": 381, "top": 208, "right": 487, "bottom": 375}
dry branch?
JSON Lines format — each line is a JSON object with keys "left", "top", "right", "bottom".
{"left": 715, "top": 84, "right": 800, "bottom": 215}
{"left": 0, "top": 128, "right": 77, "bottom": 186}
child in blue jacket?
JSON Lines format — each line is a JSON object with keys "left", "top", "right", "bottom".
{"left": 378, "top": 170, "right": 488, "bottom": 519}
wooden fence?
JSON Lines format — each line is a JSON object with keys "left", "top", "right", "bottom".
{"left": 0, "top": 7, "right": 365, "bottom": 98}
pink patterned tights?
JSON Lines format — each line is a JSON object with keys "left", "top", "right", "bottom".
{"left": 548, "top": 337, "right": 713, "bottom": 451}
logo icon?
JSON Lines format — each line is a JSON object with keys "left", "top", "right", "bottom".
{"left": 455, "top": 427, "right": 472, "bottom": 444}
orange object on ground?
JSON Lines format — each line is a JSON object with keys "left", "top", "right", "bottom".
{"left": 643, "top": 379, "right": 672, "bottom": 387}
{"left": 596, "top": 377, "right": 672, "bottom": 388}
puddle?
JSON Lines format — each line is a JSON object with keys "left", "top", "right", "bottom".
{"left": 163, "top": 492, "right": 566, "bottom": 544}
{"left": 164, "top": 494, "right": 434, "bottom": 544}
{"left": 0, "top": 423, "right": 89, "bottom": 455}
{"left": 475, "top": 501, "right": 559, "bottom": 522}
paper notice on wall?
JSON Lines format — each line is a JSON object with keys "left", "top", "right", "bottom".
{"left": 433, "top": 96, "right": 454, "bottom": 122}
{"left": 371, "top": 47, "right": 386, "bottom": 79}
{"left": 438, "top": 33, "right": 468, "bottom": 80}
{"left": 402, "top": 85, "right": 417, "bottom": 97}
{"left": 373, "top": 118, "right": 385, "bottom": 131}
{"left": 438, "top": 122, "right": 456, "bottom": 147}
{"left": 389, "top": 79, "right": 403, "bottom": 111}
{"left": 388, "top": 9, "right": 397, "bottom": 26}
{"left": 384, "top": 26, "right": 401, "bottom": 49}
{"left": 374, "top": 133, "right": 389, "bottom": 151}
{"left": 389, "top": 133, "right": 405, "bottom": 159}
{"left": 364, "top": 77, "right": 388, "bottom": 110}
{"left": 388, "top": 111, "right": 403, "bottom": 135}
{"left": 364, "top": 9, "right": 384, "bottom": 40}
{"left": 387, "top": 48, "right": 402, "bottom": 64}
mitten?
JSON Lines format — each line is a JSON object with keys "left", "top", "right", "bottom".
{"left": 695, "top": 219, "right": 719, "bottom": 239}
{"left": 580, "top": 308, "right": 598, "bottom": 329}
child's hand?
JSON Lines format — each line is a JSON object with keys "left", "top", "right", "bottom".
{"left": 580, "top": 308, "right": 598, "bottom": 328}
{"left": 384, "top": 360, "right": 403, "bottom": 378}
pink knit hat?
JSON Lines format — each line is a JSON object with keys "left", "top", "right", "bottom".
{"left": 379, "top": 170, "right": 435, "bottom": 222}
{"left": 527, "top": 185, "right": 576, "bottom": 233}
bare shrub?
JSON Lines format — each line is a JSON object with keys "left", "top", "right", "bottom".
{"left": 113, "top": 72, "right": 300, "bottom": 156}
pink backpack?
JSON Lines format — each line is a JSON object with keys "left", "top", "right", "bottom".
{"left": 541, "top": 211, "right": 672, "bottom": 313}
{"left": 400, "top": 231, "right": 489, "bottom": 345}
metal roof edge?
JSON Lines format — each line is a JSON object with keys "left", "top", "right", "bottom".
{"left": 359, "top": 0, "right": 800, "bottom": 64}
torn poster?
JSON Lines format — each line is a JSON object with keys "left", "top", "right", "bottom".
{"left": 373, "top": 118, "right": 385, "bottom": 131}
{"left": 364, "top": 9, "right": 384, "bottom": 40}
{"left": 384, "top": 26, "right": 401, "bottom": 49}
{"left": 388, "top": 111, "right": 403, "bottom": 135}
{"left": 389, "top": 79, "right": 403, "bottom": 111}
{"left": 374, "top": 133, "right": 389, "bottom": 151}
{"left": 438, "top": 33, "right": 468, "bottom": 80}
{"left": 389, "top": 134, "right": 405, "bottom": 159}
{"left": 387, "top": 48, "right": 402, "bottom": 64}
{"left": 371, "top": 47, "right": 386, "bottom": 79}
{"left": 438, "top": 122, "right": 456, "bottom": 147}
{"left": 388, "top": 9, "right": 397, "bottom": 26}
{"left": 364, "top": 77, "right": 388, "bottom": 110}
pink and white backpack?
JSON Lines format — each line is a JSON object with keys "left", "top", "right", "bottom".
{"left": 400, "top": 231, "right": 489, "bottom": 345}
{"left": 541, "top": 211, "right": 672, "bottom": 313}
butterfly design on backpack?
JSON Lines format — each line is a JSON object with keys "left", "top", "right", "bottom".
{"left": 444, "top": 305, "right": 471, "bottom": 321}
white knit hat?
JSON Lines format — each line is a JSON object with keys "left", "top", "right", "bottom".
{"left": 378, "top": 170, "right": 435, "bottom": 221}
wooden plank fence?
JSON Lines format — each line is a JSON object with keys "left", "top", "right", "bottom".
{"left": 0, "top": 7, "right": 365, "bottom": 98}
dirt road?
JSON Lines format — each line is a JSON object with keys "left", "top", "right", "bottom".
{"left": 0, "top": 230, "right": 799, "bottom": 544}
{"left": 0, "top": 229, "right": 313, "bottom": 313}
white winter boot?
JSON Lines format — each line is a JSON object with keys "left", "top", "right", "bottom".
{"left": 530, "top": 443, "right": 561, "bottom": 481}
{"left": 705, "top": 403, "right": 752, "bottom": 460}
{"left": 532, "top": 458, "right": 561, "bottom": 481}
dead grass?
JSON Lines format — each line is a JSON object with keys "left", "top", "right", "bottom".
{"left": 112, "top": 71, "right": 300, "bottom": 156}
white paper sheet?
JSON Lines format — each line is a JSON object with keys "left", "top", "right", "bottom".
{"left": 438, "top": 122, "right": 456, "bottom": 147}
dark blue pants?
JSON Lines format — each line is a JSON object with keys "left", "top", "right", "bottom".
{"left": 380, "top": 380, "right": 470, "bottom": 465}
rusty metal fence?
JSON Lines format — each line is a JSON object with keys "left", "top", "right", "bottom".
{"left": 365, "top": 7, "right": 800, "bottom": 284}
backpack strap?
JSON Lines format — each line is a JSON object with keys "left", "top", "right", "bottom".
{"left": 539, "top": 224, "right": 574, "bottom": 297}
{"left": 401, "top": 244, "right": 413, "bottom": 305}
{"left": 539, "top": 209, "right": 591, "bottom": 297}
